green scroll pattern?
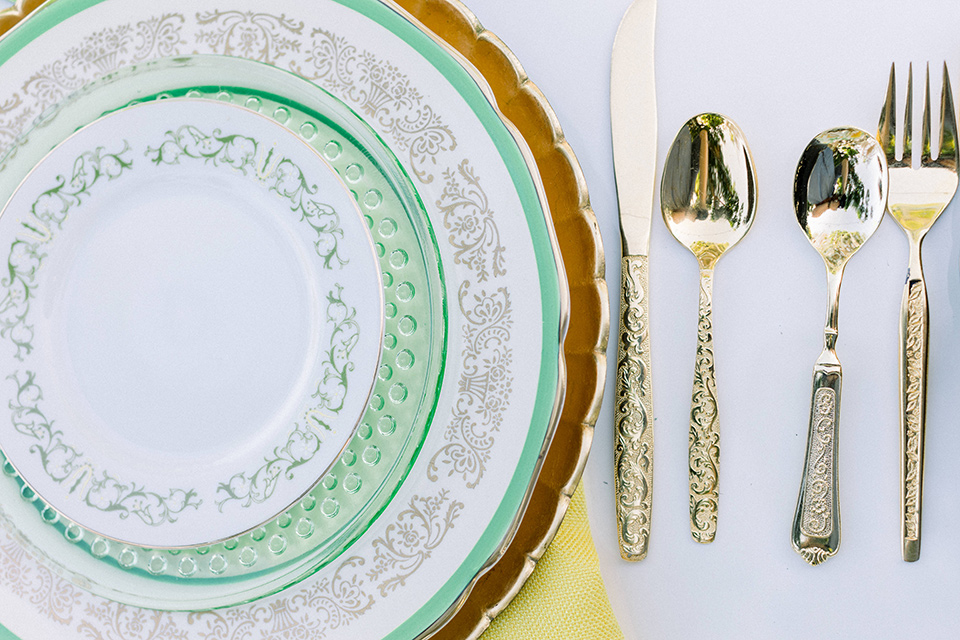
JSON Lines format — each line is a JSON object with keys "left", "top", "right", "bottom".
{"left": 0, "top": 145, "right": 132, "bottom": 361}
{"left": 216, "top": 284, "right": 361, "bottom": 511}
{"left": 146, "top": 124, "right": 347, "bottom": 268}
{"left": 0, "top": 143, "right": 203, "bottom": 526}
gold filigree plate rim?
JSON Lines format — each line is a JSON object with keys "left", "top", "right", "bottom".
{"left": 387, "top": 1, "right": 608, "bottom": 638}
{"left": 0, "top": 0, "right": 609, "bottom": 637}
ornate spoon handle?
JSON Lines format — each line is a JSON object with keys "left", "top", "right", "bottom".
{"left": 689, "top": 268, "right": 719, "bottom": 543}
{"left": 792, "top": 358, "right": 842, "bottom": 565}
{"left": 614, "top": 255, "right": 654, "bottom": 560}
{"left": 793, "top": 269, "right": 844, "bottom": 565}
{"left": 900, "top": 261, "right": 928, "bottom": 562}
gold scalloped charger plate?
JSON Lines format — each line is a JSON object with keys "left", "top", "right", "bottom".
{"left": 390, "top": 3, "right": 607, "bottom": 638}
{"left": 0, "top": 0, "right": 604, "bottom": 637}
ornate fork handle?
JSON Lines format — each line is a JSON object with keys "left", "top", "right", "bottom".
{"left": 689, "top": 268, "right": 719, "bottom": 543}
{"left": 900, "top": 273, "right": 927, "bottom": 562}
{"left": 614, "top": 255, "right": 654, "bottom": 560}
{"left": 880, "top": 61, "right": 959, "bottom": 561}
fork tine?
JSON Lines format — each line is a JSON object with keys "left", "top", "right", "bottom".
{"left": 903, "top": 63, "right": 914, "bottom": 165}
{"left": 879, "top": 63, "right": 897, "bottom": 160}
{"left": 921, "top": 63, "right": 933, "bottom": 164}
{"left": 938, "top": 62, "right": 957, "bottom": 166}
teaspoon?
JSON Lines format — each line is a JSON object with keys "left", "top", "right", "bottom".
{"left": 791, "top": 127, "right": 887, "bottom": 565}
{"left": 661, "top": 113, "right": 757, "bottom": 543}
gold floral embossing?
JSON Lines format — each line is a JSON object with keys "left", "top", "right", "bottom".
{"left": 134, "top": 14, "right": 187, "bottom": 60}
{"left": 0, "top": 537, "right": 81, "bottom": 625}
{"left": 190, "top": 559, "right": 373, "bottom": 638}
{"left": 614, "top": 255, "right": 653, "bottom": 559}
{"left": 77, "top": 605, "right": 184, "bottom": 640}
{"left": 689, "top": 240, "right": 728, "bottom": 268}
{"left": 367, "top": 490, "right": 463, "bottom": 596}
{"left": 196, "top": 10, "right": 303, "bottom": 65}
{"left": 903, "top": 281, "right": 925, "bottom": 540}
{"left": 801, "top": 388, "right": 836, "bottom": 538}
{"left": 689, "top": 269, "right": 719, "bottom": 543}
{"left": 20, "top": 15, "right": 184, "bottom": 113}
{"left": 21, "top": 58, "right": 83, "bottom": 112}
{"left": 0, "top": 486, "right": 459, "bottom": 636}
{"left": 437, "top": 160, "right": 506, "bottom": 282}
{"left": 21, "top": 59, "right": 82, "bottom": 113}
{"left": 3, "top": 14, "right": 184, "bottom": 159}
{"left": 291, "top": 28, "right": 457, "bottom": 184}
{"left": 799, "top": 547, "right": 830, "bottom": 566}
{"left": 426, "top": 283, "right": 512, "bottom": 488}
{"left": 0, "top": 94, "right": 30, "bottom": 150}
{"left": 811, "top": 230, "right": 866, "bottom": 274}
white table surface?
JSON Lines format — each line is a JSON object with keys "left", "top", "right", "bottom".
{"left": 459, "top": 1, "right": 960, "bottom": 638}
{"left": 0, "top": 0, "right": 957, "bottom": 637}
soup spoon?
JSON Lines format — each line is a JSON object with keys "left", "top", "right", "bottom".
{"left": 661, "top": 113, "right": 756, "bottom": 543}
{"left": 791, "top": 127, "right": 887, "bottom": 565}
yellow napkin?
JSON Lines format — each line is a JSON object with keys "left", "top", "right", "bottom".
{"left": 481, "top": 483, "right": 625, "bottom": 640}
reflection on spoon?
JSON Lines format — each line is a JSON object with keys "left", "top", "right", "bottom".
{"left": 661, "top": 113, "right": 757, "bottom": 543}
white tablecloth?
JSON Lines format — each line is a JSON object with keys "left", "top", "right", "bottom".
{"left": 463, "top": 1, "right": 960, "bottom": 638}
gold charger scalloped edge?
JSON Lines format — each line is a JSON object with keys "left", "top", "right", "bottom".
{"left": 389, "top": 2, "right": 608, "bottom": 638}
{"left": 0, "top": 1, "right": 610, "bottom": 638}
{"left": 0, "top": 0, "right": 43, "bottom": 35}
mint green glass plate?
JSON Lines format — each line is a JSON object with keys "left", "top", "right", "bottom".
{"left": 0, "top": 55, "right": 446, "bottom": 607}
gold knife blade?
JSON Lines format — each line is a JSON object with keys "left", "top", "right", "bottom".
{"left": 610, "top": 0, "right": 656, "bottom": 561}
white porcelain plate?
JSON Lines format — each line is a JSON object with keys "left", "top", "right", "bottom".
{"left": 0, "top": 98, "right": 384, "bottom": 549}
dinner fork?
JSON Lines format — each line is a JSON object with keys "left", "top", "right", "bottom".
{"left": 878, "top": 62, "right": 958, "bottom": 562}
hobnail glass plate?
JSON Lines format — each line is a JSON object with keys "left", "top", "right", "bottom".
{"left": 0, "top": 54, "right": 447, "bottom": 608}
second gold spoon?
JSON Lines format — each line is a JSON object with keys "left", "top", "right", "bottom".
{"left": 661, "top": 113, "right": 757, "bottom": 543}
{"left": 791, "top": 128, "right": 887, "bottom": 565}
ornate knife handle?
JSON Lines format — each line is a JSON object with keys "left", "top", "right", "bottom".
{"left": 614, "top": 255, "right": 654, "bottom": 561}
{"left": 689, "top": 268, "right": 719, "bottom": 543}
{"left": 792, "top": 361, "right": 842, "bottom": 565}
{"left": 900, "top": 276, "right": 927, "bottom": 562}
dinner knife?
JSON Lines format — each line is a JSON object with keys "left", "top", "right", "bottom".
{"left": 610, "top": 0, "right": 657, "bottom": 561}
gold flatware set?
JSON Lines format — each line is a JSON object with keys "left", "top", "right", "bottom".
{"left": 611, "top": 0, "right": 957, "bottom": 563}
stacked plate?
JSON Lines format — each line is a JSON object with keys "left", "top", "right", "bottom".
{"left": 0, "top": 0, "right": 571, "bottom": 637}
